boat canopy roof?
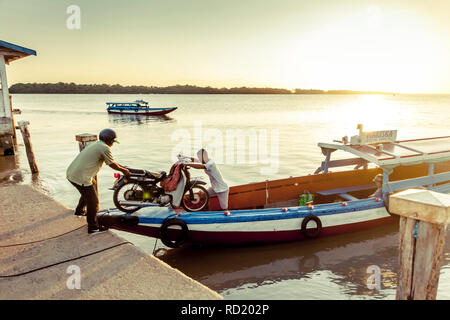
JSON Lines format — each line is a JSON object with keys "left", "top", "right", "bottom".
{"left": 106, "top": 100, "right": 148, "bottom": 105}
{"left": 318, "top": 128, "right": 450, "bottom": 171}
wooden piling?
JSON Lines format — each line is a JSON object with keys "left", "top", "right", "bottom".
{"left": 75, "top": 133, "right": 98, "bottom": 194}
{"left": 9, "top": 95, "right": 17, "bottom": 146}
{"left": 389, "top": 189, "right": 450, "bottom": 300}
{"left": 75, "top": 133, "right": 98, "bottom": 152}
{"left": 17, "top": 120, "right": 38, "bottom": 174}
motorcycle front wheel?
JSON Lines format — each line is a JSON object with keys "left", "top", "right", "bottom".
{"left": 181, "top": 185, "right": 209, "bottom": 212}
{"left": 113, "top": 182, "right": 144, "bottom": 213}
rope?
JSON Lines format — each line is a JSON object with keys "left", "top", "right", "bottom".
{"left": 0, "top": 225, "right": 87, "bottom": 248}
{"left": 408, "top": 222, "right": 419, "bottom": 299}
{"left": 152, "top": 238, "right": 158, "bottom": 255}
{"left": 0, "top": 241, "right": 132, "bottom": 278}
{"left": 413, "top": 221, "right": 419, "bottom": 238}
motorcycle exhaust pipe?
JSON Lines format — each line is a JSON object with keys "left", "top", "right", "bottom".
{"left": 118, "top": 200, "right": 160, "bottom": 207}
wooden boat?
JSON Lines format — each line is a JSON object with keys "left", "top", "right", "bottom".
{"left": 106, "top": 100, "right": 177, "bottom": 116}
{"left": 98, "top": 125, "right": 450, "bottom": 248}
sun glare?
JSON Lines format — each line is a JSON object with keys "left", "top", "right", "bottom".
{"left": 274, "top": 5, "right": 437, "bottom": 93}
{"left": 343, "top": 95, "right": 394, "bottom": 129}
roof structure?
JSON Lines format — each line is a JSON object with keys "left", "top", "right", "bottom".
{"left": 318, "top": 136, "right": 450, "bottom": 169}
{"left": 0, "top": 40, "right": 37, "bottom": 64}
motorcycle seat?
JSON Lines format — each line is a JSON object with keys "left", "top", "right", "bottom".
{"left": 145, "top": 171, "right": 167, "bottom": 180}
{"left": 128, "top": 168, "right": 146, "bottom": 175}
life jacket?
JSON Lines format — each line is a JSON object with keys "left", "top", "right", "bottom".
{"left": 160, "top": 163, "right": 183, "bottom": 192}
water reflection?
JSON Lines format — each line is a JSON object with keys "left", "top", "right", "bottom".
{"left": 160, "top": 223, "right": 401, "bottom": 299}
{"left": 0, "top": 149, "right": 48, "bottom": 193}
{"left": 0, "top": 155, "right": 22, "bottom": 184}
{"left": 108, "top": 114, "right": 175, "bottom": 126}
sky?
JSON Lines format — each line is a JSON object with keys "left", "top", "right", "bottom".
{"left": 1, "top": 0, "right": 450, "bottom": 93}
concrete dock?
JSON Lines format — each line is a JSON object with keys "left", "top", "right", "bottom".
{"left": 0, "top": 184, "right": 222, "bottom": 300}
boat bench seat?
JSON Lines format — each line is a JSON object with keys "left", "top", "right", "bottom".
{"left": 317, "top": 184, "right": 376, "bottom": 201}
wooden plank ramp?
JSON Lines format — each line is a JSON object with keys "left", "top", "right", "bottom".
{"left": 0, "top": 184, "right": 222, "bottom": 300}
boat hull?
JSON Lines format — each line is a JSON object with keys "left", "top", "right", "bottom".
{"left": 99, "top": 198, "right": 396, "bottom": 246}
{"left": 107, "top": 107, "right": 177, "bottom": 116}
{"left": 186, "top": 211, "right": 396, "bottom": 245}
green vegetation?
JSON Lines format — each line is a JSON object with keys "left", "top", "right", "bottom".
{"left": 9, "top": 82, "right": 396, "bottom": 95}
{"left": 9, "top": 83, "right": 291, "bottom": 94}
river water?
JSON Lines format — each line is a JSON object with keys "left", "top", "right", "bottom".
{"left": 4, "top": 93, "right": 450, "bottom": 299}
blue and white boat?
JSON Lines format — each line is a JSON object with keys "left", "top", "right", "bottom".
{"left": 97, "top": 126, "right": 450, "bottom": 248}
{"left": 106, "top": 100, "right": 177, "bottom": 116}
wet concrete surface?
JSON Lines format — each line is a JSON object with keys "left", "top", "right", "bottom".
{"left": 0, "top": 177, "right": 221, "bottom": 299}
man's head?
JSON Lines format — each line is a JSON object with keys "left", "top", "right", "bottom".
{"left": 99, "top": 128, "right": 118, "bottom": 147}
{"left": 197, "top": 148, "right": 209, "bottom": 164}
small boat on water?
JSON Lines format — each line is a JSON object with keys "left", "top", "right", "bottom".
{"left": 106, "top": 100, "right": 177, "bottom": 116}
{"left": 97, "top": 125, "right": 450, "bottom": 248}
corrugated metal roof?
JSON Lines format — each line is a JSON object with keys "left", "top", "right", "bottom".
{"left": 0, "top": 40, "right": 36, "bottom": 63}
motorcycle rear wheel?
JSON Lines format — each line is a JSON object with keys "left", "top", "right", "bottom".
{"left": 113, "top": 182, "right": 144, "bottom": 213}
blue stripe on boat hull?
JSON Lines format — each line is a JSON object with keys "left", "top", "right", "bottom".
{"left": 136, "top": 198, "right": 385, "bottom": 225}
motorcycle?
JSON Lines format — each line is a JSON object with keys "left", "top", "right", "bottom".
{"left": 111, "top": 161, "right": 210, "bottom": 213}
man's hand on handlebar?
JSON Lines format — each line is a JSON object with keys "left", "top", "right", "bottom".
{"left": 109, "top": 162, "right": 131, "bottom": 177}
{"left": 184, "top": 162, "right": 206, "bottom": 170}
{"left": 176, "top": 154, "right": 205, "bottom": 169}
{"left": 177, "top": 154, "right": 196, "bottom": 163}
{"left": 122, "top": 167, "right": 131, "bottom": 177}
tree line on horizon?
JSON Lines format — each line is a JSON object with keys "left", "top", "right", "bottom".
{"left": 9, "top": 82, "right": 395, "bottom": 95}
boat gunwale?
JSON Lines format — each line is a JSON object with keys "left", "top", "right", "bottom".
{"left": 135, "top": 198, "right": 385, "bottom": 225}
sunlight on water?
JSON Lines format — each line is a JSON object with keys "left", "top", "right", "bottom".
{"left": 8, "top": 93, "right": 450, "bottom": 300}
{"left": 339, "top": 95, "right": 400, "bottom": 130}
{"left": 221, "top": 270, "right": 346, "bottom": 300}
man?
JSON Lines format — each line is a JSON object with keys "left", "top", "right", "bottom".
{"left": 67, "top": 129, "right": 130, "bottom": 234}
{"left": 182, "top": 149, "right": 229, "bottom": 210}
{"left": 369, "top": 173, "right": 383, "bottom": 198}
